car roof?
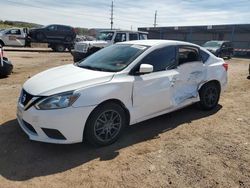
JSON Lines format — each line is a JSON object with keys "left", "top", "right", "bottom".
{"left": 100, "top": 30, "right": 148, "bottom": 34}
{"left": 120, "top": 39, "right": 200, "bottom": 47}
{"left": 206, "top": 40, "right": 231, "bottom": 43}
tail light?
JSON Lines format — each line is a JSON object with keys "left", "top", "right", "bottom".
{"left": 223, "top": 62, "right": 228, "bottom": 71}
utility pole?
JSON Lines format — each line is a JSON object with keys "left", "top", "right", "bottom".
{"left": 110, "top": 1, "right": 114, "bottom": 30}
{"left": 154, "top": 10, "right": 157, "bottom": 27}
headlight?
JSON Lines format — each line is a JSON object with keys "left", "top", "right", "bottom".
{"left": 35, "top": 91, "right": 80, "bottom": 110}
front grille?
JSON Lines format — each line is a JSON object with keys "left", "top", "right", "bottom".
{"left": 75, "top": 43, "right": 87, "bottom": 52}
{"left": 42, "top": 128, "right": 66, "bottom": 140}
{"left": 23, "top": 120, "right": 37, "bottom": 134}
{"left": 20, "top": 89, "right": 34, "bottom": 106}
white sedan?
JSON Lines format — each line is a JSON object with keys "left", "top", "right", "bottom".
{"left": 17, "top": 40, "right": 228, "bottom": 146}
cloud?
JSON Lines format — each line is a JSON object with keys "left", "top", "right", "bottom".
{"left": 0, "top": 0, "right": 249, "bottom": 29}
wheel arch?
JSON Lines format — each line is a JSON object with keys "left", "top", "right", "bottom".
{"left": 82, "top": 98, "right": 131, "bottom": 141}
{"left": 198, "top": 80, "right": 221, "bottom": 93}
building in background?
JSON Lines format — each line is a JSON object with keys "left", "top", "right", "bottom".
{"left": 139, "top": 24, "right": 250, "bottom": 56}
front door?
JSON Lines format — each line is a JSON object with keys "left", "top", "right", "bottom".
{"left": 4, "top": 29, "right": 25, "bottom": 46}
{"left": 132, "top": 45, "right": 178, "bottom": 120}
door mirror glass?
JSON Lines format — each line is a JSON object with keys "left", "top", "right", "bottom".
{"left": 139, "top": 64, "right": 153, "bottom": 74}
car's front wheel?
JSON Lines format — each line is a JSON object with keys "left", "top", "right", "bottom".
{"left": 84, "top": 102, "right": 127, "bottom": 146}
{"left": 199, "top": 82, "right": 220, "bottom": 110}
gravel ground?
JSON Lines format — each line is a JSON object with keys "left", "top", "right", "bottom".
{"left": 0, "top": 51, "right": 249, "bottom": 188}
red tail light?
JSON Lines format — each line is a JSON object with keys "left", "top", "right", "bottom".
{"left": 223, "top": 62, "right": 228, "bottom": 71}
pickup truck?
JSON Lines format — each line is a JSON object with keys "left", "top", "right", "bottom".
{"left": 0, "top": 27, "right": 74, "bottom": 52}
{"left": 0, "top": 28, "right": 28, "bottom": 47}
{"left": 71, "top": 30, "right": 148, "bottom": 62}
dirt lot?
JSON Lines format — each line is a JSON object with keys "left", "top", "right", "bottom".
{"left": 0, "top": 51, "right": 249, "bottom": 188}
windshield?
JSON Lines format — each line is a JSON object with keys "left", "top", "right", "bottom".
{"left": 97, "top": 32, "right": 114, "bottom": 41}
{"left": 77, "top": 44, "right": 148, "bottom": 72}
{"left": 203, "top": 41, "right": 222, "bottom": 48}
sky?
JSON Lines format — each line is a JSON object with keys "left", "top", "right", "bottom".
{"left": 0, "top": 0, "right": 250, "bottom": 30}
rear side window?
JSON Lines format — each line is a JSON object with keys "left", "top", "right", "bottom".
{"left": 178, "top": 47, "right": 200, "bottom": 65}
{"left": 129, "top": 33, "right": 138, "bottom": 40}
{"left": 200, "top": 50, "right": 210, "bottom": 62}
{"left": 139, "top": 46, "right": 176, "bottom": 72}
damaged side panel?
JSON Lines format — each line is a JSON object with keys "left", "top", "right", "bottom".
{"left": 172, "top": 61, "right": 206, "bottom": 105}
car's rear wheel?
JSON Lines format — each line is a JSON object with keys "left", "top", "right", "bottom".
{"left": 54, "top": 44, "right": 66, "bottom": 52}
{"left": 199, "top": 82, "right": 220, "bottom": 110}
{"left": 84, "top": 102, "right": 127, "bottom": 146}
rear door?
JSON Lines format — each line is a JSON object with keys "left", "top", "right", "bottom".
{"left": 171, "top": 46, "right": 206, "bottom": 105}
{"left": 132, "top": 45, "right": 178, "bottom": 120}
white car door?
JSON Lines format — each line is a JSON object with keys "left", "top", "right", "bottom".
{"left": 171, "top": 46, "right": 206, "bottom": 105}
{"left": 132, "top": 46, "right": 178, "bottom": 120}
{"left": 3, "top": 29, "right": 26, "bottom": 46}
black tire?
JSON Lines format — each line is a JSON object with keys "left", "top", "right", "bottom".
{"left": 54, "top": 44, "right": 66, "bottom": 52}
{"left": 84, "top": 102, "right": 127, "bottom": 146}
{"left": 199, "top": 82, "right": 220, "bottom": 110}
{"left": 36, "top": 32, "right": 45, "bottom": 41}
{"left": 0, "top": 40, "right": 4, "bottom": 47}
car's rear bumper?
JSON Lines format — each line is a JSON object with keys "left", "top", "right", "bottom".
{"left": 17, "top": 103, "right": 96, "bottom": 144}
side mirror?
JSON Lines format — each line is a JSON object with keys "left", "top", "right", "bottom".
{"left": 139, "top": 64, "right": 153, "bottom": 74}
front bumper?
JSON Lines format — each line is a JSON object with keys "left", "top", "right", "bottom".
{"left": 17, "top": 103, "right": 96, "bottom": 144}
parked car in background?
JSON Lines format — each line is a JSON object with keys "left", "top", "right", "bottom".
{"left": 17, "top": 40, "right": 227, "bottom": 146}
{"left": 71, "top": 30, "right": 148, "bottom": 62}
{"left": 0, "top": 45, "right": 13, "bottom": 77}
{"left": 29, "top": 24, "right": 76, "bottom": 42}
{"left": 203, "top": 41, "right": 234, "bottom": 59}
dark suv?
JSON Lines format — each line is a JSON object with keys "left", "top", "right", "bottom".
{"left": 203, "top": 41, "right": 234, "bottom": 59}
{"left": 29, "top": 24, "right": 76, "bottom": 42}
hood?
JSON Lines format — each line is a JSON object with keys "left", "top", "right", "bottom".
{"left": 23, "top": 64, "right": 114, "bottom": 96}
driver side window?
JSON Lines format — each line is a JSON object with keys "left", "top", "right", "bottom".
{"left": 6, "top": 29, "right": 21, "bottom": 35}
{"left": 48, "top": 25, "right": 57, "bottom": 31}
{"left": 137, "top": 46, "right": 177, "bottom": 72}
{"left": 114, "top": 33, "right": 126, "bottom": 43}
